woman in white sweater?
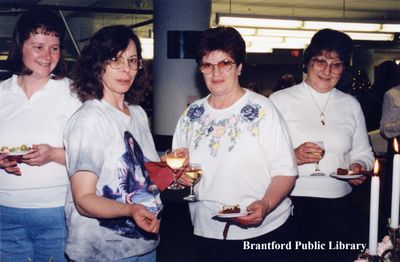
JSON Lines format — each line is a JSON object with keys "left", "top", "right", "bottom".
{"left": 173, "top": 26, "right": 297, "bottom": 262}
{"left": 270, "top": 29, "right": 374, "bottom": 261}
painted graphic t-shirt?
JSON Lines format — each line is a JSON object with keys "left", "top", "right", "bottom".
{"left": 63, "top": 100, "right": 161, "bottom": 261}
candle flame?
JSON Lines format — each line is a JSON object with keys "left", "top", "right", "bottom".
{"left": 394, "top": 138, "right": 399, "bottom": 153}
{"left": 373, "top": 159, "right": 380, "bottom": 175}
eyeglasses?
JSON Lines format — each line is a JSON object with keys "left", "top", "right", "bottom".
{"left": 107, "top": 57, "right": 142, "bottom": 71}
{"left": 199, "top": 59, "right": 236, "bottom": 74}
{"left": 311, "top": 57, "right": 344, "bottom": 74}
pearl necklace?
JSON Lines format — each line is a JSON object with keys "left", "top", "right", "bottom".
{"left": 306, "top": 85, "right": 332, "bottom": 126}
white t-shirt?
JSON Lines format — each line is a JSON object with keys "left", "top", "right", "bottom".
{"left": 0, "top": 75, "right": 81, "bottom": 208}
{"left": 173, "top": 89, "right": 297, "bottom": 240}
{"left": 270, "top": 82, "right": 374, "bottom": 198}
{"left": 63, "top": 100, "right": 160, "bottom": 261}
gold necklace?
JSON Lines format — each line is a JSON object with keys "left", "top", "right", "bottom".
{"left": 306, "top": 85, "right": 332, "bottom": 126}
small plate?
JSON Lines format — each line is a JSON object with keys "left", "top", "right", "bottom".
{"left": 330, "top": 173, "right": 364, "bottom": 180}
{"left": 214, "top": 211, "right": 253, "bottom": 218}
{"left": 0, "top": 150, "right": 36, "bottom": 156}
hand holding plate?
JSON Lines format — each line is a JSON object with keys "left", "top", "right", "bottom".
{"left": 21, "top": 144, "right": 52, "bottom": 166}
{"left": 0, "top": 153, "right": 21, "bottom": 176}
{"left": 348, "top": 163, "right": 368, "bottom": 186}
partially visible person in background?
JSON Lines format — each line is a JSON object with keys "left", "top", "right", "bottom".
{"left": 270, "top": 28, "right": 374, "bottom": 262}
{"left": 379, "top": 83, "right": 400, "bottom": 232}
{"left": 0, "top": 7, "right": 81, "bottom": 262}
{"left": 64, "top": 25, "right": 161, "bottom": 261}
{"left": 173, "top": 26, "right": 297, "bottom": 262}
{"left": 370, "top": 61, "right": 400, "bottom": 131}
{"left": 381, "top": 84, "right": 400, "bottom": 140}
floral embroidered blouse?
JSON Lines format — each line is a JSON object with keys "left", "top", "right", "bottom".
{"left": 172, "top": 89, "right": 297, "bottom": 240}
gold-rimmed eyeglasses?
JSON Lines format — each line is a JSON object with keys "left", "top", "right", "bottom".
{"left": 311, "top": 57, "right": 344, "bottom": 74}
{"left": 107, "top": 57, "right": 142, "bottom": 71}
{"left": 199, "top": 59, "right": 236, "bottom": 74}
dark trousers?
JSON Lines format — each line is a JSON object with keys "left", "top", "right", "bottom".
{"left": 291, "top": 195, "right": 365, "bottom": 262}
{"left": 193, "top": 216, "right": 295, "bottom": 262}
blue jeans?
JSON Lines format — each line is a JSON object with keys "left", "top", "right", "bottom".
{"left": 118, "top": 249, "right": 156, "bottom": 262}
{"left": 0, "top": 205, "right": 67, "bottom": 262}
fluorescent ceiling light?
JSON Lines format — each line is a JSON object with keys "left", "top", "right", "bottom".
{"left": 381, "top": 24, "right": 400, "bottom": 32}
{"left": 219, "top": 16, "right": 303, "bottom": 29}
{"left": 303, "top": 21, "right": 381, "bottom": 32}
{"left": 140, "top": 37, "right": 153, "bottom": 59}
{"left": 243, "top": 35, "right": 284, "bottom": 43}
{"left": 346, "top": 32, "right": 394, "bottom": 41}
{"left": 217, "top": 14, "right": 398, "bottom": 52}
{"left": 247, "top": 40, "right": 307, "bottom": 50}
{"left": 236, "top": 28, "right": 257, "bottom": 35}
{"left": 246, "top": 45, "right": 273, "bottom": 53}
{"left": 256, "top": 28, "right": 317, "bottom": 38}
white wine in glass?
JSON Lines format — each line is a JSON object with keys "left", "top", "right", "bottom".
{"left": 165, "top": 149, "right": 185, "bottom": 190}
{"left": 310, "top": 141, "right": 325, "bottom": 176}
{"left": 183, "top": 164, "right": 202, "bottom": 202}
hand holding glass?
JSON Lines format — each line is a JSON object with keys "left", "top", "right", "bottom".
{"left": 311, "top": 141, "right": 325, "bottom": 176}
{"left": 183, "top": 164, "right": 202, "bottom": 202}
{"left": 165, "top": 149, "right": 185, "bottom": 190}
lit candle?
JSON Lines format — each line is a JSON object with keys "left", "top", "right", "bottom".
{"left": 368, "top": 159, "right": 380, "bottom": 255}
{"left": 390, "top": 138, "right": 400, "bottom": 228}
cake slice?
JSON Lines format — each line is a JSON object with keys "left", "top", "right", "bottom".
{"left": 336, "top": 168, "right": 372, "bottom": 176}
{"left": 337, "top": 168, "right": 353, "bottom": 176}
{"left": 219, "top": 205, "right": 241, "bottom": 214}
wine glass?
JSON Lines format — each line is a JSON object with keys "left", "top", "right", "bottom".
{"left": 165, "top": 149, "right": 185, "bottom": 190}
{"left": 183, "top": 163, "right": 202, "bottom": 202}
{"left": 310, "top": 141, "right": 325, "bottom": 176}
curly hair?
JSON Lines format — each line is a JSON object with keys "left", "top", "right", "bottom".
{"left": 303, "top": 29, "right": 353, "bottom": 73}
{"left": 197, "top": 26, "right": 246, "bottom": 66}
{"left": 71, "top": 25, "right": 146, "bottom": 104}
{"left": 7, "top": 7, "right": 66, "bottom": 78}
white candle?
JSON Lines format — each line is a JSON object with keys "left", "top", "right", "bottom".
{"left": 390, "top": 138, "right": 400, "bottom": 228}
{"left": 369, "top": 160, "right": 380, "bottom": 255}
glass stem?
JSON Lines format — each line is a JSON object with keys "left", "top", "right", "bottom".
{"left": 173, "top": 171, "right": 178, "bottom": 184}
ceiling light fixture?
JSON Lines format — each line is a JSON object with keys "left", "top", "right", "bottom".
{"left": 217, "top": 13, "right": 399, "bottom": 53}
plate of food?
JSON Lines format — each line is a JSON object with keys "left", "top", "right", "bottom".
{"left": 214, "top": 205, "right": 253, "bottom": 218}
{"left": 329, "top": 168, "right": 371, "bottom": 180}
{"left": 0, "top": 145, "right": 35, "bottom": 156}
{"left": 330, "top": 173, "right": 364, "bottom": 180}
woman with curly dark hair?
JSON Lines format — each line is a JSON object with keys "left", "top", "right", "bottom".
{"left": 63, "top": 25, "right": 161, "bottom": 261}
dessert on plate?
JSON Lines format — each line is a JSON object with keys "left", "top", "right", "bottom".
{"left": 219, "top": 205, "right": 241, "bottom": 214}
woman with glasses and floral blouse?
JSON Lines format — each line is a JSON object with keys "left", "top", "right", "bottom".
{"left": 270, "top": 29, "right": 374, "bottom": 261}
{"left": 172, "top": 26, "right": 297, "bottom": 261}
{"left": 63, "top": 25, "right": 161, "bottom": 262}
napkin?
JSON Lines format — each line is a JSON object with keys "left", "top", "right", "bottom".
{"left": 145, "top": 162, "right": 178, "bottom": 191}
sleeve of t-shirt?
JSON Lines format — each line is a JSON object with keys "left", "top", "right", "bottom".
{"left": 259, "top": 99, "right": 298, "bottom": 177}
{"left": 64, "top": 109, "right": 107, "bottom": 177}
